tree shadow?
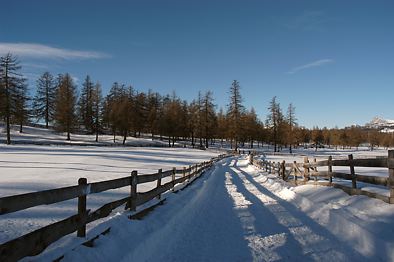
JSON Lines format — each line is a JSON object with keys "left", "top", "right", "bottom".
{"left": 227, "top": 158, "right": 368, "bottom": 261}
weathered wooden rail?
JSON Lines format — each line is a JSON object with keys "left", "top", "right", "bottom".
{"left": 250, "top": 150, "right": 394, "bottom": 204}
{"left": 0, "top": 154, "right": 228, "bottom": 262}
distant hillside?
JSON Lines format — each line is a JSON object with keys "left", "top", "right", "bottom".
{"left": 365, "top": 117, "right": 394, "bottom": 133}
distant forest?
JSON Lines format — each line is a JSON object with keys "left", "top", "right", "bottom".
{"left": 1, "top": 53, "right": 393, "bottom": 150}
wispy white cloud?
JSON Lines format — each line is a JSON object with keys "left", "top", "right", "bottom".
{"left": 0, "top": 43, "right": 110, "bottom": 60}
{"left": 21, "top": 62, "right": 50, "bottom": 70}
{"left": 287, "top": 59, "right": 334, "bottom": 74}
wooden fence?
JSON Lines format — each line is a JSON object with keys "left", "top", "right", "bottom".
{"left": 0, "top": 154, "right": 228, "bottom": 262}
{"left": 250, "top": 150, "right": 394, "bottom": 204}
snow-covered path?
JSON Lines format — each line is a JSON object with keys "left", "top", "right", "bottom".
{"left": 53, "top": 156, "right": 371, "bottom": 262}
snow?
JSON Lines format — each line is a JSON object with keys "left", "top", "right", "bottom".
{"left": 25, "top": 156, "right": 394, "bottom": 261}
{"left": 2, "top": 125, "right": 394, "bottom": 261}
{"left": 366, "top": 116, "right": 394, "bottom": 128}
{"left": 0, "top": 123, "right": 171, "bottom": 146}
{"left": 253, "top": 148, "right": 392, "bottom": 198}
{"left": 0, "top": 144, "right": 219, "bottom": 245}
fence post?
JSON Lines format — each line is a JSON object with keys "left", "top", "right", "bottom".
{"left": 281, "top": 161, "right": 286, "bottom": 180}
{"left": 172, "top": 167, "right": 176, "bottom": 191}
{"left": 130, "top": 171, "right": 138, "bottom": 211}
{"left": 348, "top": 154, "right": 356, "bottom": 189}
{"left": 328, "top": 156, "right": 333, "bottom": 185}
{"left": 303, "top": 157, "right": 309, "bottom": 182}
{"left": 248, "top": 153, "right": 253, "bottom": 165}
{"left": 293, "top": 161, "right": 298, "bottom": 184}
{"left": 313, "top": 158, "right": 318, "bottom": 182}
{"left": 157, "top": 169, "right": 162, "bottom": 200}
{"left": 269, "top": 161, "right": 272, "bottom": 174}
{"left": 388, "top": 150, "right": 394, "bottom": 203}
{"left": 77, "top": 177, "right": 87, "bottom": 238}
{"left": 183, "top": 167, "right": 186, "bottom": 178}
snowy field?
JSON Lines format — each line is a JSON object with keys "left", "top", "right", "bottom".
{"left": 1, "top": 125, "right": 394, "bottom": 261}
{"left": 0, "top": 144, "right": 219, "bottom": 245}
{"left": 30, "top": 156, "right": 394, "bottom": 261}
{"left": 0, "top": 124, "right": 170, "bottom": 146}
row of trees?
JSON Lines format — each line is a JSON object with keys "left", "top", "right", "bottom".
{"left": 1, "top": 53, "right": 393, "bottom": 150}
{"left": 0, "top": 54, "right": 29, "bottom": 144}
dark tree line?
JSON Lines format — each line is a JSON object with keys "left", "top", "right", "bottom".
{"left": 1, "top": 53, "right": 392, "bottom": 150}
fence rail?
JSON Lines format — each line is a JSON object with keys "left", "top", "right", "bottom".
{"left": 0, "top": 154, "right": 228, "bottom": 262}
{"left": 250, "top": 150, "right": 394, "bottom": 204}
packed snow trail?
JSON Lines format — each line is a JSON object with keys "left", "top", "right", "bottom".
{"left": 57, "top": 156, "right": 368, "bottom": 262}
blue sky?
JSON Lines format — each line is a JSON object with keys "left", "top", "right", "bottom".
{"left": 1, "top": 0, "right": 393, "bottom": 128}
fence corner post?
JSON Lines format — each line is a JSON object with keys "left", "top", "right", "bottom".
{"left": 130, "top": 170, "right": 138, "bottom": 211}
{"left": 388, "top": 150, "right": 394, "bottom": 203}
{"left": 77, "top": 177, "right": 87, "bottom": 238}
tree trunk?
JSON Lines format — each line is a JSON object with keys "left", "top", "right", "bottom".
{"left": 5, "top": 74, "right": 11, "bottom": 145}
{"left": 45, "top": 88, "right": 49, "bottom": 129}
{"left": 6, "top": 114, "right": 11, "bottom": 144}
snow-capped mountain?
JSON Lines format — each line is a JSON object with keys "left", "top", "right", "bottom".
{"left": 365, "top": 117, "right": 394, "bottom": 131}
